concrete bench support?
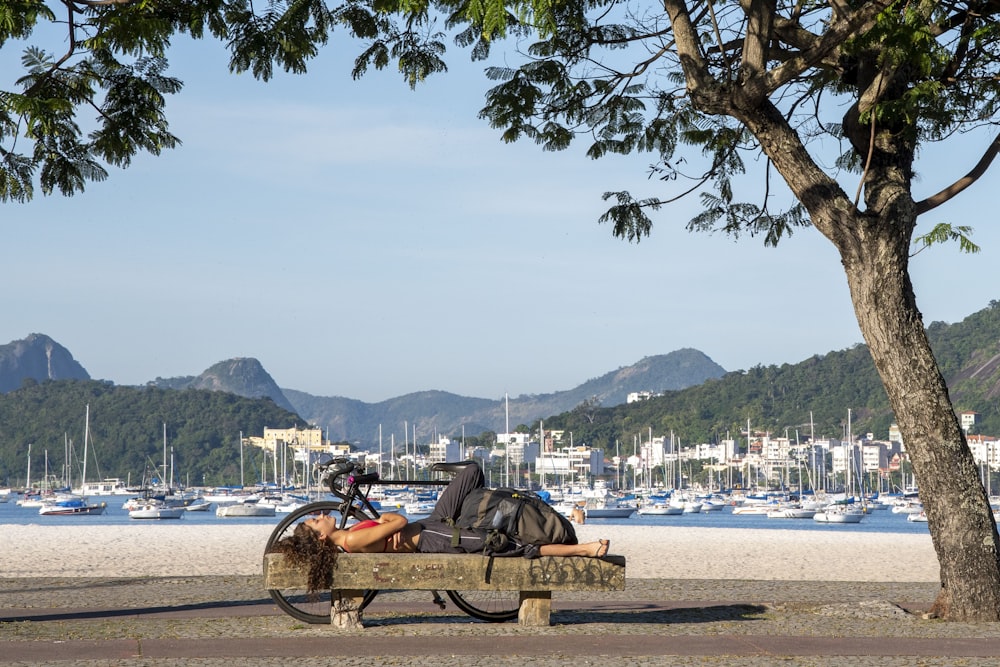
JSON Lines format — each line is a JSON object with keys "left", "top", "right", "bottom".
{"left": 264, "top": 552, "right": 626, "bottom": 627}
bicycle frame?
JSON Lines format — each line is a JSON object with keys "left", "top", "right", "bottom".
{"left": 321, "top": 463, "right": 451, "bottom": 529}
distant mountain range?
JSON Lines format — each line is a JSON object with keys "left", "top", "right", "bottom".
{"left": 0, "top": 335, "right": 726, "bottom": 442}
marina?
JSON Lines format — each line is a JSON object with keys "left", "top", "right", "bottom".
{"left": 0, "top": 489, "right": 933, "bottom": 535}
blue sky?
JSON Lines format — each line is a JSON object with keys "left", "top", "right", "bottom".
{"left": 3, "top": 33, "right": 997, "bottom": 403}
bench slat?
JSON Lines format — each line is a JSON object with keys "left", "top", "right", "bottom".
{"left": 264, "top": 552, "right": 626, "bottom": 592}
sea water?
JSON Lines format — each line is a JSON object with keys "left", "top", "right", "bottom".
{"left": 0, "top": 493, "right": 931, "bottom": 535}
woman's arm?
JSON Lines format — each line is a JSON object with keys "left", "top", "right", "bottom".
{"left": 342, "top": 513, "right": 408, "bottom": 553}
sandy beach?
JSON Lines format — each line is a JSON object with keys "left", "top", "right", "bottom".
{"left": 0, "top": 522, "right": 940, "bottom": 581}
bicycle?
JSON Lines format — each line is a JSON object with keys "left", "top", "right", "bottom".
{"left": 265, "top": 457, "right": 521, "bottom": 624}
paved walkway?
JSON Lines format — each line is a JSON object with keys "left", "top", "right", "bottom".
{"left": 3, "top": 577, "right": 1000, "bottom": 665}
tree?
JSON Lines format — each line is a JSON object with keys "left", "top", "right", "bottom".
{"left": 572, "top": 396, "right": 602, "bottom": 424}
{"left": 5, "top": 0, "right": 1000, "bottom": 619}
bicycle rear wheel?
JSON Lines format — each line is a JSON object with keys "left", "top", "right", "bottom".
{"left": 446, "top": 589, "right": 520, "bottom": 622}
{"left": 265, "top": 501, "right": 377, "bottom": 624}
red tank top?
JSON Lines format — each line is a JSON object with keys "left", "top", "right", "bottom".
{"left": 343, "top": 520, "right": 384, "bottom": 553}
{"left": 349, "top": 520, "right": 381, "bottom": 532}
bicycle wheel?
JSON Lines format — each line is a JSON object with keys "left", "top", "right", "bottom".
{"left": 265, "top": 501, "right": 378, "bottom": 624}
{"left": 446, "top": 589, "right": 520, "bottom": 622}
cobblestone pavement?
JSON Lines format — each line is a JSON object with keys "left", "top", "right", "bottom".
{"left": 2, "top": 576, "right": 1000, "bottom": 666}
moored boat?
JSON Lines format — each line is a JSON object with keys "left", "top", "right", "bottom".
{"left": 812, "top": 505, "right": 864, "bottom": 523}
{"left": 38, "top": 496, "right": 107, "bottom": 516}
{"left": 582, "top": 501, "right": 636, "bottom": 518}
{"left": 216, "top": 500, "right": 276, "bottom": 517}
{"left": 183, "top": 500, "right": 212, "bottom": 512}
{"left": 699, "top": 499, "right": 727, "bottom": 512}
{"left": 767, "top": 504, "right": 817, "bottom": 519}
{"left": 403, "top": 501, "right": 435, "bottom": 516}
{"left": 637, "top": 502, "right": 683, "bottom": 516}
{"left": 129, "top": 500, "right": 185, "bottom": 519}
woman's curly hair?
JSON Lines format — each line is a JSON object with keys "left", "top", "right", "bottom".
{"left": 268, "top": 522, "right": 339, "bottom": 593}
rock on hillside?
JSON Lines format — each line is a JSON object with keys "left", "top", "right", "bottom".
{"left": 0, "top": 334, "right": 90, "bottom": 393}
{"left": 152, "top": 358, "right": 297, "bottom": 413}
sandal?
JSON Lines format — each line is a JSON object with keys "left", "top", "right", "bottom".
{"left": 594, "top": 539, "right": 610, "bottom": 558}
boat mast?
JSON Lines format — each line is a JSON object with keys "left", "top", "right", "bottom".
{"left": 504, "top": 393, "right": 510, "bottom": 488}
{"left": 81, "top": 404, "right": 90, "bottom": 493}
{"left": 162, "top": 423, "right": 168, "bottom": 491}
{"left": 239, "top": 431, "right": 245, "bottom": 489}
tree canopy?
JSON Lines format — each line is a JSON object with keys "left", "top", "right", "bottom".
{"left": 4, "top": 0, "right": 998, "bottom": 224}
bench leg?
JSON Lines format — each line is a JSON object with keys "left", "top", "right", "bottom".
{"left": 518, "top": 591, "right": 552, "bottom": 626}
{"left": 331, "top": 589, "right": 365, "bottom": 629}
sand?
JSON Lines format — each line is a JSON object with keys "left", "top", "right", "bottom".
{"left": 0, "top": 522, "right": 940, "bottom": 582}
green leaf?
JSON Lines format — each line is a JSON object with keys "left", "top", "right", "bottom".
{"left": 913, "top": 223, "right": 980, "bottom": 255}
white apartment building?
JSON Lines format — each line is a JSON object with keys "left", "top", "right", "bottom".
{"left": 534, "top": 446, "right": 604, "bottom": 483}
{"left": 961, "top": 411, "right": 980, "bottom": 433}
{"left": 427, "top": 436, "right": 463, "bottom": 464}
{"left": 968, "top": 434, "right": 1000, "bottom": 470}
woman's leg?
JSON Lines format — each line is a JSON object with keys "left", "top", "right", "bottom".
{"left": 538, "top": 539, "right": 610, "bottom": 558}
{"left": 415, "top": 462, "right": 489, "bottom": 553}
{"left": 426, "top": 461, "right": 484, "bottom": 524}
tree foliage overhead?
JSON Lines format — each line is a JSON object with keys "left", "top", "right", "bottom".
{"left": 5, "top": 0, "right": 998, "bottom": 234}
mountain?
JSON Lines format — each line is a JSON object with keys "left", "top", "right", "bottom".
{"left": 0, "top": 333, "right": 90, "bottom": 392}
{"left": 149, "top": 358, "right": 297, "bottom": 413}
{"left": 282, "top": 348, "right": 728, "bottom": 442}
{"left": 5, "top": 298, "right": 1000, "bottom": 453}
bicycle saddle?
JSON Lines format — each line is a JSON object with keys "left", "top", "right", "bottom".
{"left": 324, "top": 458, "right": 356, "bottom": 476}
{"left": 431, "top": 460, "right": 476, "bottom": 474}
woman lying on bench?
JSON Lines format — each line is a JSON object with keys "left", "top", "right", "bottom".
{"left": 270, "top": 461, "right": 610, "bottom": 591}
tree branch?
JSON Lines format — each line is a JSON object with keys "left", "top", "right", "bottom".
{"left": 663, "top": 0, "right": 718, "bottom": 106}
{"left": 915, "top": 134, "right": 1000, "bottom": 214}
{"left": 740, "top": 0, "right": 776, "bottom": 85}
{"left": 758, "top": 0, "right": 895, "bottom": 94}
{"left": 24, "top": 1, "right": 79, "bottom": 98}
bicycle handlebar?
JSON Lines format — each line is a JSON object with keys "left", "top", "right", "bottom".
{"left": 347, "top": 471, "right": 380, "bottom": 486}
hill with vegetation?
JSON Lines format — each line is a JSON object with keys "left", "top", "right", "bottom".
{"left": 539, "top": 301, "right": 1000, "bottom": 450}
{"left": 0, "top": 380, "right": 302, "bottom": 489}
{"left": 3, "top": 301, "right": 999, "bottom": 487}
{"left": 149, "top": 358, "right": 297, "bottom": 412}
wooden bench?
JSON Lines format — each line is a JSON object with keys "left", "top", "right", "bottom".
{"left": 264, "top": 552, "right": 626, "bottom": 628}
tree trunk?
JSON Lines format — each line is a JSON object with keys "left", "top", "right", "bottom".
{"left": 733, "top": 98, "right": 1000, "bottom": 620}
{"left": 840, "top": 220, "right": 1000, "bottom": 621}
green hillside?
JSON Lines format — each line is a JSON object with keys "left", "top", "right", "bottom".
{"left": 3, "top": 301, "right": 999, "bottom": 486}
{"left": 0, "top": 380, "right": 303, "bottom": 488}
{"left": 537, "top": 301, "right": 1000, "bottom": 450}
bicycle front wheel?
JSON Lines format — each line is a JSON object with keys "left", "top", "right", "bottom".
{"left": 265, "top": 501, "right": 377, "bottom": 624}
{"left": 446, "top": 589, "right": 520, "bottom": 622}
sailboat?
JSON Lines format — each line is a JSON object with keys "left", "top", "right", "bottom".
{"left": 16, "top": 444, "right": 47, "bottom": 507}
{"left": 128, "top": 498, "right": 185, "bottom": 519}
{"left": 42, "top": 405, "right": 107, "bottom": 516}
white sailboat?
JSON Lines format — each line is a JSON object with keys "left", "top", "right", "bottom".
{"left": 45, "top": 405, "right": 107, "bottom": 516}
{"left": 812, "top": 504, "right": 864, "bottom": 523}
{"left": 129, "top": 499, "right": 185, "bottom": 519}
